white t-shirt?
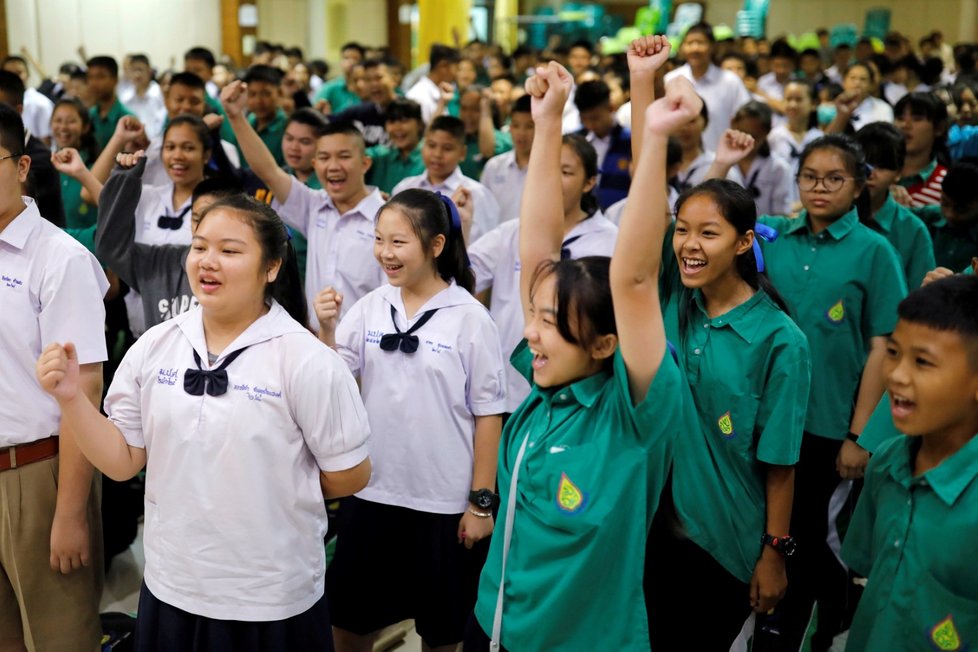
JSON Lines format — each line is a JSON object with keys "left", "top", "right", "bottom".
{"left": 119, "top": 82, "right": 167, "bottom": 139}
{"left": 850, "top": 96, "right": 895, "bottom": 130}
{"left": 335, "top": 282, "right": 507, "bottom": 513}
{"left": 728, "top": 154, "right": 796, "bottom": 217}
{"left": 22, "top": 88, "right": 54, "bottom": 140}
{"left": 0, "top": 198, "right": 108, "bottom": 445}
{"left": 665, "top": 64, "right": 752, "bottom": 153}
{"left": 468, "top": 212, "right": 618, "bottom": 412}
{"left": 767, "top": 125, "right": 823, "bottom": 173}
{"left": 273, "top": 178, "right": 387, "bottom": 330}
{"left": 481, "top": 150, "right": 527, "bottom": 223}
{"left": 392, "top": 167, "right": 500, "bottom": 243}
{"left": 405, "top": 75, "right": 443, "bottom": 125}
{"left": 104, "top": 301, "right": 370, "bottom": 621}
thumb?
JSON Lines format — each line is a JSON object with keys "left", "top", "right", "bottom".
{"left": 335, "top": 293, "right": 344, "bottom": 309}
{"left": 63, "top": 342, "right": 78, "bottom": 363}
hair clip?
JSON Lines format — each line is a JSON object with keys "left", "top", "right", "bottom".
{"left": 434, "top": 192, "right": 470, "bottom": 268}
{"left": 752, "top": 223, "right": 779, "bottom": 273}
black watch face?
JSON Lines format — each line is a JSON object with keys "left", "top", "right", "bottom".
{"left": 782, "top": 538, "right": 798, "bottom": 557}
{"left": 477, "top": 493, "right": 494, "bottom": 509}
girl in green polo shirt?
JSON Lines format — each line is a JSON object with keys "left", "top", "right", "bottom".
{"left": 51, "top": 98, "right": 99, "bottom": 243}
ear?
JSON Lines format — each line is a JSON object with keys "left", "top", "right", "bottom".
{"left": 266, "top": 258, "right": 283, "bottom": 284}
{"left": 589, "top": 332, "right": 618, "bottom": 362}
{"left": 16, "top": 154, "right": 30, "bottom": 184}
{"left": 582, "top": 175, "right": 597, "bottom": 194}
{"left": 737, "top": 230, "right": 755, "bottom": 256}
{"left": 360, "top": 151, "right": 372, "bottom": 173}
{"left": 430, "top": 232, "right": 446, "bottom": 259}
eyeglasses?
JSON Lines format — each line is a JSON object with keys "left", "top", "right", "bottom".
{"left": 0, "top": 153, "right": 23, "bottom": 163}
{"left": 796, "top": 172, "right": 857, "bottom": 192}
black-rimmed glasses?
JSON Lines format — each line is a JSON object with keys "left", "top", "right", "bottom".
{"left": 796, "top": 171, "right": 857, "bottom": 192}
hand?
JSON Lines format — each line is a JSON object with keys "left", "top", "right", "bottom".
{"left": 115, "top": 149, "right": 146, "bottom": 170}
{"left": 750, "top": 548, "right": 788, "bottom": 613}
{"left": 314, "top": 286, "right": 343, "bottom": 334}
{"left": 50, "top": 148, "right": 86, "bottom": 177}
{"left": 458, "top": 510, "right": 494, "bottom": 550}
{"left": 50, "top": 510, "right": 91, "bottom": 574}
{"left": 315, "top": 99, "right": 332, "bottom": 116}
{"left": 112, "top": 115, "right": 145, "bottom": 145}
{"left": 627, "top": 35, "right": 671, "bottom": 76}
{"left": 451, "top": 186, "right": 474, "bottom": 233}
{"left": 525, "top": 61, "right": 573, "bottom": 123}
{"left": 836, "top": 438, "right": 870, "bottom": 479}
{"left": 922, "top": 266, "right": 956, "bottom": 287}
{"left": 480, "top": 87, "right": 494, "bottom": 113}
{"left": 714, "top": 129, "right": 756, "bottom": 167}
{"left": 220, "top": 80, "right": 249, "bottom": 119}
{"left": 36, "top": 342, "right": 81, "bottom": 403}
{"left": 889, "top": 184, "right": 912, "bottom": 207}
{"left": 438, "top": 82, "right": 455, "bottom": 106}
{"left": 644, "top": 76, "right": 703, "bottom": 137}
{"left": 202, "top": 113, "right": 224, "bottom": 131}
{"left": 834, "top": 92, "right": 860, "bottom": 119}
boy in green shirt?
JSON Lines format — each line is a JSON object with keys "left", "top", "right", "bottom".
{"left": 842, "top": 275, "right": 978, "bottom": 651}
{"left": 313, "top": 42, "right": 366, "bottom": 114}
{"left": 86, "top": 56, "right": 134, "bottom": 149}
{"left": 365, "top": 98, "right": 425, "bottom": 194}
{"left": 913, "top": 162, "right": 978, "bottom": 272}
{"left": 458, "top": 86, "right": 511, "bottom": 179}
{"left": 244, "top": 65, "right": 287, "bottom": 167}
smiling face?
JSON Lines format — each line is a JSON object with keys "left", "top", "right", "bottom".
{"left": 162, "top": 123, "right": 208, "bottom": 188}
{"left": 362, "top": 64, "right": 394, "bottom": 105}
{"left": 509, "top": 112, "right": 534, "bottom": 158}
{"left": 246, "top": 81, "right": 279, "bottom": 123}
{"left": 386, "top": 117, "right": 422, "bottom": 153}
{"left": 282, "top": 121, "right": 317, "bottom": 174}
{"left": 422, "top": 129, "right": 465, "bottom": 183}
{"left": 681, "top": 32, "right": 714, "bottom": 70}
{"left": 50, "top": 104, "right": 87, "bottom": 150}
{"left": 165, "top": 82, "right": 206, "bottom": 119}
{"left": 373, "top": 206, "right": 442, "bottom": 287}
{"left": 673, "top": 193, "right": 753, "bottom": 289}
{"left": 313, "top": 132, "right": 371, "bottom": 204}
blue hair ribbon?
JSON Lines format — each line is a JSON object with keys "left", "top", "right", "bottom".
{"left": 751, "top": 222, "right": 779, "bottom": 273}
{"left": 435, "top": 192, "right": 471, "bottom": 268}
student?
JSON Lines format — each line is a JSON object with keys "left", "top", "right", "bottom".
{"left": 567, "top": 40, "right": 594, "bottom": 82}
{"left": 331, "top": 59, "right": 398, "bottom": 148}
{"left": 50, "top": 97, "right": 100, "bottom": 244}
{"left": 241, "top": 65, "right": 287, "bottom": 168}
{"left": 466, "top": 59, "right": 692, "bottom": 652}
{"left": 118, "top": 53, "right": 165, "bottom": 138}
{"left": 280, "top": 108, "right": 328, "bottom": 190}
{"left": 458, "top": 86, "right": 511, "bottom": 179}
{"left": 222, "top": 79, "right": 386, "bottom": 328}
{"left": 0, "top": 103, "right": 107, "bottom": 651}
{"left": 840, "top": 275, "right": 978, "bottom": 652}
{"left": 895, "top": 92, "right": 949, "bottom": 207}
{"left": 317, "top": 188, "right": 506, "bottom": 652}
{"left": 665, "top": 22, "right": 752, "bottom": 152}
{"left": 913, "top": 162, "right": 978, "bottom": 272}
{"left": 364, "top": 97, "right": 426, "bottom": 194}
{"left": 481, "top": 94, "right": 532, "bottom": 223}
{"left": 947, "top": 82, "right": 978, "bottom": 161}
{"left": 393, "top": 116, "right": 500, "bottom": 242}
{"left": 767, "top": 79, "right": 822, "bottom": 171}
{"left": 314, "top": 42, "right": 366, "bottom": 115}
{"left": 756, "top": 40, "right": 798, "bottom": 125}
{"left": 574, "top": 79, "right": 632, "bottom": 210}
{"left": 86, "top": 55, "right": 135, "bottom": 149}
{"left": 36, "top": 194, "right": 372, "bottom": 652}
{"left": 183, "top": 46, "right": 220, "bottom": 99}
{"left": 708, "top": 102, "right": 794, "bottom": 216}
{"left": 670, "top": 100, "right": 713, "bottom": 193}
{"left": 855, "top": 121, "right": 936, "bottom": 288}
{"left": 753, "top": 135, "right": 907, "bottom": 651}
{"left": 407, "top": 43, "right": 461, "bottom": 125}
{"left": 489, "top": 73, "right": 518, "bottom": 126}
{"left": 2, "top": 54, "right": 54, "bottom": 143}
{"left": 825, "top": 62, "right": 894, "bottom": 133}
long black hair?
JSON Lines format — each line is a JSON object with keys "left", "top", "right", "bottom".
{"left": 382, "top": 188, "right": 475, "bottom": 293}
{"left": 561, "top": 133, "right": 599, "bottom": 216}
{"left": 894, "top": 92, "right": 950, "bottom": 165}
{"left": 797, "top": 134, "right": 878, "bottom": 232}
{"left": 197, "top": 195, "right": 309, "bottom": 328}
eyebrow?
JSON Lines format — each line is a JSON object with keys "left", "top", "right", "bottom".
{"left": 799, "top": 167, "right": 847, "bottom": 175}
{"left": 191, "top": 236, "right": 248, "bottom": 245}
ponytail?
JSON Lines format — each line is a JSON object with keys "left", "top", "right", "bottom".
{"left": 271, "top": 235, "right": 310, "bottom": 327}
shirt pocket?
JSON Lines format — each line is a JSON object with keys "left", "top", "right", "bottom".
{"left": 812, "top": 284, "right": 862, "bottom": 339}
{"left": 902, "top": 570, "right": 978, "bottom": 651}
{"left": 697, "top": 383, "right": 762, "bottom": 464}
{"left": 522, "top": 443, "right": 616, "bottom": 534}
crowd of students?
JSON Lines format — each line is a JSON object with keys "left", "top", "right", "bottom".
{"left": 1, "top": 20, "right": 977, "bottom": 652}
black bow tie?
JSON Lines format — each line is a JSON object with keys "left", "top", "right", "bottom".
{"left": 379, "top": 304, "right": 438, "bottom": 354}
{"left": 560, "top": 235, "right": 582, "bottom": 260}
{"left": 184, "top": 347, "right": 247, "bottom": 396}
{"left": 158, "top": 205, "right": 191, "bottom": 230}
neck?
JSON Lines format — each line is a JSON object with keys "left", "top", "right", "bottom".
{"left": 902, "top": 149, "right": 931, "bottom": 177}
{"left": 807, "top": 211, "right": 838, "bottom": 234}
{"left": 172, "top": 180, "right": 199, "bottom": 206}
{"left": 700, "top": 272, "right": 756, "bottom": 318}
{"left": 135, "top": 81, "right": 151, "bottom": 95}
{"left": 400, "top": 274, "right": 449, "bottom": 318}
{"left": 690, "top": 61, "right": 710, "bottom": 79}
{"left": 737, "top": 154, "right": 757, "bottom": 174}
{"left": 255, "top": 113, "right": 275, "bottom": 130}
{"left": 913, "top": 428, "right": 977, "bottom": 477}
{"left": 97, "top": 95, "right": 116, "bottom": 114}
{"left": 294, "top": 168, "right": 312, "bottom": 183}
{"left": 0, "top": 197, "right": 26, "bottom": 235}
{"left": 333, "top": 186, "right": 369, "bottom": 214}
{"left": 515, "top": 148, "right": 531, "bottom": 169}
{"left": 398, "top": 141, "right": 419, "bottom": 157}
{"left": 562, "top": 206, "right": 589, "bottom": 234}
{"left": 681, "top": 145, "right": 702, "bottom": 165}
{"left": 788, "top": 117, "right": 809, "bottom": 135}
{"left": 870, "top": 190, "right": 888, "bottom": 213}
{"left": 201, "top": 301, "right": 268, "bottom": 354}
{"left": 428, "top": 168, "right": 453, "bottom": 186}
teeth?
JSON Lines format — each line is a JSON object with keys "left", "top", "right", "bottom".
{"left": 683, "top": 258, "right": 706, "bottom": 267}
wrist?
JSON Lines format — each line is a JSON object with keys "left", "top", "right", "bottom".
{"left": 761, "top": 533, "right": 796, "bottom": 557}
{"left": 468, "top": 506, "right": 493, "bottom": 518}
{"left": 846, "top": 431, "right": 861, "bottom": 443}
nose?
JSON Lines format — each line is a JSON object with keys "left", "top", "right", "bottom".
{"left": 523, "top": 320, "right": 540, "bottom": 344}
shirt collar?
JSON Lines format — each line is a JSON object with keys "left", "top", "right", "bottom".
{"left": 691, "top": 289, "right": 769, "bottom": 344}
{"left": 787, "top": 207, "right": 859, "bottom": 240}
{"left": 381, "top": 279, "right": 480, "bottom": 316}
{"left": 882, "top": 434, "right": 978, "bottom": 506}
{"left": 320, "top": 186, "right": 385, "bottom": 218}
{"left": 548, "top": 367, "right": 611, "bottom": 409}
{"left": 175, "top": 300, "right": 309, "bottom": 365}
{"left": 566, "top": 211, "right": 609, "bottom": 239}
{"left": 904, "top": 158, "right": 939, "bottom": 184}
{"left": 0, "top": 198, "right": 40, "bottom": 250}
{"left": 421, "top": 166, "right": 464, "bottom": 191}
{"left": 874, "top": 193, "right": 902, "bottom": 232}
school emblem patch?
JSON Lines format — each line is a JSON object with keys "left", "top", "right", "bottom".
{"left": 717, "top": 411, "right": 736, "bottom": 439}
{"left": 930, "top": 615, "right": 961, "bottom": 650}
{"left": 617, "top": 157, "right": 629, "bottom": 171}
{"left": 826, "top": 299, "right": 845, "bottom": 324}
{"left": 556, "top": 472, "right": 587, "bottom": 514}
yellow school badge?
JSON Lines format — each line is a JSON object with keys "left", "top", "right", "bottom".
{"left": 718, "top": 411, "right": 736, "bottom": 439}
{"left": 931, "top": 616, "right": 961, "bottom": 650}
{"left": 826, "top": 299, "right": 845, "bottom": 324}
{"left": 556, "top": 472, "right": 587, "bottom": 513}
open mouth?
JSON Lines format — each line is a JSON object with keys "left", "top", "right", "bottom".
{"left": 681, "top": 257, "right": 707, "bottom": 275}
{"left": 325, "top": 175, "right": 346, "bottom": 191}
{"left": 382, "top": 263, "right": 403, "bottom": 276}
{"left": 199, "top": 276, "right": 222, "bottom": 292}
{"left": 890, "top": 393, "right": 915, "bottom": 419}
{"left": 530, "top": 348, "right": 548, "bottom": 370}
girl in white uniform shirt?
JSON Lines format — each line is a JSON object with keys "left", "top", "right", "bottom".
{"left": 722, "top": 101, "right": 795, "bottom": 216}
{"left": 316, "top": 189, "right": 507, "bottom": 652}
{"left": 767, "top": 80, "right": 823, "bottom": 174}
{"left": 468, "top": 134, "right": 618, "bottom": 414}
{"left": 671, "top": 100, "right": 714, "bottom": 193}
{"left": 36, "top": 195, "right": 372, "bottom": 652}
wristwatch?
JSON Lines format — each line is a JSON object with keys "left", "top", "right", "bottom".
{"left": 762, "top": 533, "right": 797, "bottom": 557}
{"left": 469, "top": 488, "right": 500, "bottom": 511}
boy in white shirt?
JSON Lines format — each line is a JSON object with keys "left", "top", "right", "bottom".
{"left": 406, "top": 44, "right": 461, "bottom": 125}
{"left": 118, "top": 54, "right": 165, "bottom": 139}
{"left": 481, "top": 94, "right": 533, "bottom": 222}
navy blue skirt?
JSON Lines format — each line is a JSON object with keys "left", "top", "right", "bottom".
{"left": 134, "top": 582, "right": 334, "bottom": 651}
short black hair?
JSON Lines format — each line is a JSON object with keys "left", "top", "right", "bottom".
{"left": 168, "top": 71, "right": 206, "bottom": 92}
{"left": 0, "top": 70, "right": 25, "bottom": 106}
{"left": 1, "top": 55, "right": 27, "bottom": 68}
{"left": 684, "top": 22, "right": 716, "bottom": 45}
{"left": 569, "top": 39, "right": 594, "bottom": 53}
{"left": 129, "top": 53, "right": 150, "bottom": 67}
{"left": 430, "top": 44, "right": 461, "bottom": 69}
{"left": 320, "top": 120, "right": 367, "bottom": 153}
{"left": 243, "top": 64, "right": 283, "bottom": 86}
{"left": 574, "top": 80, "right": 611, "bottom": 113}
{"left": 192, "top": 175, "right": 244, "bottom": 206}
{"left": 0, "top": 103, "right": 25, "bottom": 156}
{"left": 184, "top": 47, "right": 216, "bottom": 69}
{"left": 855, "top": 121, "right": 906, "bottom": 171}
{"left": 308, "top": 59, "right": 329, "bottom": 78}
{"left": 942, "top": 162, "right": 978, "bottom": 208}
{"left": 897, "top": 274, "right": 978, "bottom": 369}
{"left": 285, "top": 47, "right": 304, "bottom": 60}
{"left": 254, "top": 41, "right": 273, "bottom": 56}
{"left": 427, "top": 115, "right": 465, "bottom": 144}
{"left": 362, "top": 59, "right": 387, "bottom": 72}
{"left": 286, "top": 107, "right": 328, "bottom": 135}
{"left": 385, "top": 97, "right": 423, "bottom": 124}
{"left": 491, "top": 72, "right": 517, "bottom": 86}
{"left": 511, "top": 93, "right": 532, "bottom": 116}
{"left": 769, "top": 40, "right": 799, "bottom": 64}
{"left": 87, "top": 56, "right": 119, "bottom": 77}
{"left": 340, "top": 42, "right": 366, "bottom": 58}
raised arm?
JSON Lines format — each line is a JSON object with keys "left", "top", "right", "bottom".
{"left": 221, "top": 80, "right": 294, "bottom": 201}
{"left": 478, "top": 88, "right": 498, "bottom": 160}
{"left": 703, "top": 129, "right": 755, "bottom": 180}
{"left": 20, "top": 46, "right": 49, "bottom": 81}
{"left": 94, "top": 153, "right": 147, "bottom": 289}
{"left": 611, "top": 77, "right": 702, "bottom": 403}
{"left": 519, "top": 62, "right": 573, "bottom": 322}
{"left": 627, "top": 35, "right": 671, "bottom": 162}
{"left": 89, "top": 116, "right": 148, "bottom": 187}
{"left": 51, "top": 148, "right": 103, "bottom": 204}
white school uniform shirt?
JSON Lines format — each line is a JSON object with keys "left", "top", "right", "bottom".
{"left": 665, "top": 64, "right": 752, "bottom": 152}
{"left": 616, "top": 100, "right": 632, "bottom": 130}
{"left": 481, "top": 150, "right": 527, "bottom": 223}
{"left": 728, "top": 154, "right": 795, "bottom": 217}
{"left": 392, "top": 167, "right": 500, "bottom": 242}
{"left": 767, "top": 124, "right": 822, "bottom": 174}
{"left": 468, "top": 212, "right": 618, "bottom": 413}
{"left": 604, "top": 189, "right": 678, "bottom": 226}
{"left": 674, "top": 150, "right": 716, "bottom": 192}
{"left": 849, "top": 96, "right": 894, "bottom": 130}
{"left": 119, "top": 82, "right": 166, "bottom": 138}
{"left": 756, "top": 72, "right": 788, "bottom": 128}
{"left": 104, "top": 301, "right": 370, "bottom": 621}
{"left": 22, "top": 88, "right": 54, "bottom": 140}
{"left": 0, "top": 198, "right": 108, "bottom": 446}
{"left": 142, "top": 133, "right": 241, "bottom": 187}
{"left": 405, "top": 75, "right": 443, "bottom": 125}
{"left": 335, "top": 282, "right": 507, "bottom": 513}
{"left": 273, "top": 177, "right": 387, "bottom": 330}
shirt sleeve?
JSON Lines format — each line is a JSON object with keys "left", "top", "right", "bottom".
{"left": 856, "top": 394, "right": 901, "bottom": 454}
{"left": 755, "top": 341, "right": 812, "bottom": 466}
{"left": 271, "top": 176, "right": 320, "bottom": 236}
{"left": 104, "top": 336, "right": 149, "bottom": 449}
{"left": 470, "top": 183, "right": 501, "bottom": 242}
{"left": 468, "top": 225, "right": 505, "bottom": 293}
{"left": 611, "top": 346, "right": 691, "bottom": 448}
{"left": 333, "top": 295, "right": 367, "bottom": 376}
{"left": 904, "top": 217, "right": 936, "bottom": 290}
{"left": 461, "top": 309, "right": 508, "bottom": 416}
{"left": 840, "top": 449, "right": 882, "bottom": 576}
{"left": 863, "top": 240, "right": 908, "bottom": 337}
{"left": 95, "top": 161, "right": 146, "bottom": 289}
{"left": 39, "top": 244, "right": 108, "bottom": 365}
{"left": 771, "top": 157, "right": 795, "bottom": 216}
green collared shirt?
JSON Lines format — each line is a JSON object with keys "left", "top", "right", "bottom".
{"left": 365, "top": 143, "right": 424, "bottom": 194}
{"left": 315, "top": 77, "right": 361, "bottom": 114}
{"left": 897, "top": 157, "right": 939, "bottom": 189}
{"left": 461, "top": 130, "right": 512, "bottom": 180}
{"left": 842, "top": 434, "right": 978, "bottom": 651}
{"left": 758, "top": 209, "right": 907, "bottom": 439}
{"left": 474, "top": 341, "right": 691, "bottom": 651}
{"left": 913, "top": 204, "right": 978, "bottom": 272}
{"left": 89, "top": 97, "right": 135, "bottom": 149}
{"left": 249, "top": 109, "right": 288, "bottom": 167}
{"left": 874, "top": 192, "right": 935, "bottom": 289}
{"left": 663, "top": 288, "right": 811, "bottom": 582}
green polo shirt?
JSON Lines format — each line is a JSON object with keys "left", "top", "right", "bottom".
{"left": 858, "top": 394, "right": 901, "bottom": 454}
{"left": 365, "top": 143, "right": 424, "bottom": 194}
{"left": 875, "top": 192, "right": 935, "bottom": 289}
{"left": 89, "top": 97, "right": 135, "bottom": 149}
{"left": 758, "top": 209, "right": 907, "bottom": 439}
{"left": 897, "top": 157, "right": 938, "bottom": 190}
{"left": 249, "top": 109, "right": 288, "bottom": 167}
{"left": 842, "top": 434, "right": 978, "bottom": 651}
{"left": 913, "top": 204, "right": 978, "bottom": 272}
{"left": 664, "top": 289, "right": 811, "bottom": 582}
{"left": 314, "top": 77, "right": 361, "bottom": 114}
{"left": 474, "top": 340, "right": 691, "bottom": 651}
{"left": 461, "top": 130, "right": 512, "bottom": 179}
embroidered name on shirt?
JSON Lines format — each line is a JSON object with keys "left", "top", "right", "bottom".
{"left": 366, "top": 329, "right": 384, "bottom": 345}
{"left": 231, "top": 383, "right": 282, "bottom": 402}
{"left": 157, "top": 368, "right": 178, "bottom": 385}
{"left": 1, "top": 275, "right": 23, "bottom": 289}
{"left": 930, "top": 615, "right": 961, "bottom": 650}
{"left": 422, "top": 338, "right": 453, "bottom": 354}
{"left": 825, "top": 299, "right": 845, "bottom": 324}
{"left": 718, "top": 411, "right": 736, "bottom": 440}
{"left": 556, "top": 472, "right": 587, "bottom": 514}
{"left": 355, "top": 228, "right": 374, "bottom": 241}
